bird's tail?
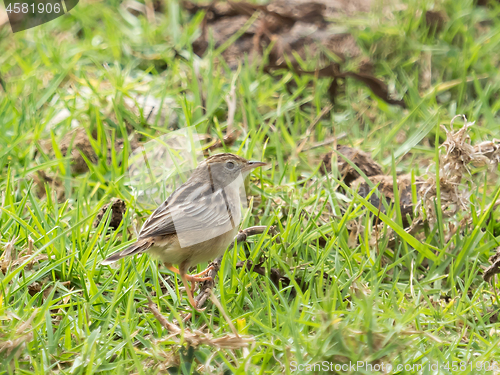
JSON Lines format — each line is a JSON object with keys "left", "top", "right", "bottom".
{"left": 101, "top": 239, "right": 153, "bottom": 265}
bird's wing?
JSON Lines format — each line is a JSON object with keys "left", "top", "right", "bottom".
{"left": 138, "top": 182, "right": 234, "bottom": 239}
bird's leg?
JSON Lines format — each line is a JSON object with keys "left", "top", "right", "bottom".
{"left": 164, "top": 263, "right": 181, "bottom": 275}
{"left": 179, "top": 262, "right": 207, "bottom": 311}
{"left": 179, "top": 271, "right": 206, "bottom": 311}
{"left": 180, "top": 272, "right": 198, "bottom": 309}
{"left": 166, "top": 262, "right": 199, "bottom": 309}
{"left": 171, "top": 262, "right": 215, "bottom": 310}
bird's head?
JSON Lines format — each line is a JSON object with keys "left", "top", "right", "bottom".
{"left": 192, "top": 153, "right": 266, "bottom": 190}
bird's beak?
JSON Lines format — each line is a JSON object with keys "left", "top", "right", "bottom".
{"left": 243, "top": 160, "right": 267, "bottom": 171}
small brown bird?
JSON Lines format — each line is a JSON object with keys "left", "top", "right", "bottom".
{"left": 102, "top": 153, "right": 266, "bottom": 309}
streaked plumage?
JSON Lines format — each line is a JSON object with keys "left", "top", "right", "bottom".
{"left": 101, "top": 153, "right": 266, "bottom": 309}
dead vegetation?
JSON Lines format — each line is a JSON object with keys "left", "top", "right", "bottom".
{"left": 182, "top": 0, "right": 351, "bottom": 66}
{"left": 424, "top": 10, "right": 447, "bottom": 34}
{"left": 418, "top": 116, "right": 500, "bottom": 222}
{"left": 58, "top": 128, "right": 99, "bottom": 174}
{"left": 321, "top": 145, "right": 383, "bottom": 186}
{"left": 483, "top": 247, "right": 500, "bottom": 283}
{"left": 0, "top": 236, "right": 49, "bottom": 275}
{"left": 319, "top": 116, "right": 500, "bottom": 258}
{"left": 353, "top": 174, "right": 421, "bottom": 228}
{"left": 182, "top": 0, "right": 405, "bottom": 107}
{"left": 94, "top": 199, "right": 127, "bottom": 230}
{"left": 0, "top": 310, "right": 37, "bottom": 358}
{"left": 148, "top": 299, "right": 253, "bottom": 349}
{"left": 32, "top": 170, "right": 65, "bottom": 202}
{"left": 36, "top": 128, "right": 97, "bottom": 175}
{"left": 320, "top": 144, "right": 419, "bottom": 228}
{"left": 265, "top": 63, "right": 406, "bottom": 107}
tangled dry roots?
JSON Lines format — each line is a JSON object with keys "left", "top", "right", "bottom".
{"left": 418, "top": 115, "right": 500, "bottom": 222}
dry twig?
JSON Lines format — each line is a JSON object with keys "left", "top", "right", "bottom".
{"left": 147, "top": 299, "right": 253, "bottom": 349}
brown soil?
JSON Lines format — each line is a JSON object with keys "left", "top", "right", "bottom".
{"left": 321, "top": 145, "right": 383, "bottom": 186}
{"left": 94, "top": 199, "right": 127, "bottom": 230}
{"left": 352, "top": 174, "right": 423, "bottom": 227}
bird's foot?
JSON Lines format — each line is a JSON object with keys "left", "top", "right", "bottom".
{"left": 186, "top": 266, "right": 215, "bottom": 293}
{"left": 186, "top": 274, "right": 213, "bottom": 283}
{"left": 187, "top": 265, "right": 215, "bottom": 281}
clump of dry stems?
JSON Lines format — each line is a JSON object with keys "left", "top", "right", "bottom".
{"left": 418, "top": 115, "right": 500, "bottom": 222}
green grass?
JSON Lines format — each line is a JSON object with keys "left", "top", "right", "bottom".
{"left": 1, "top": 0, "right": 500, "bottom": 373}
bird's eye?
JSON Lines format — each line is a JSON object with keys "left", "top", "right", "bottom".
{"left": 226, "top": 161, "right": 235, "bottom": 170}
